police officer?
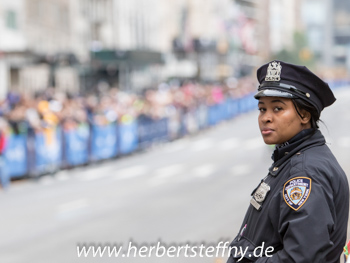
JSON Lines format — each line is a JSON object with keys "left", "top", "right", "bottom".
{"left": 227, "top": 60, "right": 349, "bottom": 263}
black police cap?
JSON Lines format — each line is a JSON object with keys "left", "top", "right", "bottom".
{"left": 254, "top": 60, "right": 336, "bottom": 114}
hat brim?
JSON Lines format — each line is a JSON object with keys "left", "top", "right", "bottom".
{"left": 254, "top": 89, "right": 298, "bottom": 100}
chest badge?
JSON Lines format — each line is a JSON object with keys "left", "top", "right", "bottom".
{"left": 250, "top": 182, "right": 271, "bottom": 210}
{"left": 283, "top": 177, "right": 312, "bottom": 211}
{"left": 254, "top": 182, "right": 270, "bottom": 202}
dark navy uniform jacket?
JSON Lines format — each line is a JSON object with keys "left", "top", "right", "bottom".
{"left": 227, "top": 129, "right": 349, "bottom": 263}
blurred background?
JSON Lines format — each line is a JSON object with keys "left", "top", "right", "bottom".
{"left": 0, "top": 0, "right": 350, "bottom": 262}
{"left": 0, "top": 0, "right": 350, "bottom": 95}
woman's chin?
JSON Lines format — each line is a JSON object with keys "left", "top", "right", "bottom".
{"left": 261, "top": 136, "right": 275, "bottom": 145}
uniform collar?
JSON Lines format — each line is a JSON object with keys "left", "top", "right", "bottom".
{"left": 272, "top": 129, "right": 315, "bottom": 162}
{"left": 269, "top": 129, "right": 325, "bottom": 176}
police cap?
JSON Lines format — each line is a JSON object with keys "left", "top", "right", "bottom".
{"left": 254, "top": 60, "right": 336, "bottom": 114}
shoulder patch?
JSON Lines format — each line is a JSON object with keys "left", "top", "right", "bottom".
{"left": 283, "top": 177, "right": 311, "bottom": 211}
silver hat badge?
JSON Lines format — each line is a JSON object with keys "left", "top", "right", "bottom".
{"left": 265, "top": 61, "right": 282, "bottom": 81}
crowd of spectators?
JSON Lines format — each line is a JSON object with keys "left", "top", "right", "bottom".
{"left": 0, "top": 77, "right": 256, "bottom": 138}
{"left": 0, "top": 77, "right": 256, "bottom": 187}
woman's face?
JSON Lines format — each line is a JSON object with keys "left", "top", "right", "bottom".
{"left": 258, "top": 97, "right": 311, "bottom": 145}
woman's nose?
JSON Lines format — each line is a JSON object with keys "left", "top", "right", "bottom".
{"left": 261, "top": 111, "right": 272, "bottom": 123}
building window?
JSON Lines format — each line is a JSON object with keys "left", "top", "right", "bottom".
{"left": 6, "top": 10, "right": 17, "bottom": 30}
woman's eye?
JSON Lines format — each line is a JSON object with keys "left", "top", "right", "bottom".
{"left": 274, "top": 107, "right": 282, "bottom": 112}
{"left": 258, "top": 108, "right": 265, "bottom": 112}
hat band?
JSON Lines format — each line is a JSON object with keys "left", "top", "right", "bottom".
{"left": 258, "top": 82, "right": 310, "bottom": 99}
{"left": 254, "top": 89, "right": 297, "bottom": 99}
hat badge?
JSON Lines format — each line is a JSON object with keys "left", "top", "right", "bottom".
{"left": 265, "top": 61, "right": 282, "bottom": 81}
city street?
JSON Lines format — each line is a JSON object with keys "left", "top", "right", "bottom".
{"left": 1, "top": 87, "right": 350, "bottom": 263}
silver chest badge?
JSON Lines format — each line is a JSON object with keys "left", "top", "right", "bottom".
{"left": 254, "top": 182, "right": 270, "bottom": 202}
{"left": 250, "top": 182, "right": 271, "bottom": 210}
{"left": 265, "top": 61, "right": 282, "bottom": 81}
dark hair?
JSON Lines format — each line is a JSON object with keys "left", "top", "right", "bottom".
{"left": 292, "top": 98, "right": 320, "bottom": 129}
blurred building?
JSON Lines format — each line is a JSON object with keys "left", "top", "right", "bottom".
{"left": 26, "top": 0, "right": 80, "bottom": 93}
{"left": 328, "top": 0, "right": 350, "bottom": 70}
{"left": 26, "top": 0, "right": 71, "bottom": 54}
{"left": 232, "top": 0, "right": 260, "bottom": 75}
{"left": 268, "top": 0, "right": 302, "bottom": 54}
{"left": 73, "top": 0, "right": 168, "bottom": 91}
{"left": 73, "top": 0, "right": 165, "bottom": 53}
{"left": 0, "top": 0, "right": 80, "bottom": 96}
{"left": 171, "top": 0, "right": 231, "bottom": 80}
{"left": 86, "top": 0, "right": 252, "bottom": 88}
{"left": 0, "top": 0, "right": 26, "bottom": 99}
{"left": 255, "top": 0, "right": 270, "bottom": 62}
{"left": 0, "top": 0, "right": 300, "bottom": 96}
{"left": 6, "top": 0, "right": 337, "bottom": 96}
{"left": 254, "top": 0, "right": 303, "bottom": 64}
{"left": 250, "top": 0, "right": 350, "bottom": 75}
{"left": 298, "top": 0, "right": 350, "bottom": 73}
{"left": 169, "top": 0, "right": 262, "bottom": 81}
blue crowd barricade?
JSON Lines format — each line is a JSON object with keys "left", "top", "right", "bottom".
{"left": 238, "top": 95, "right": 248, "bottom": 113}
{"left": 1, "top": 92, "right": 265, "bottom": 185}
{"left": 218, "top": 102, "right": 228, "bottom": 121}
{"left": 207, "top": 94, "right": 257, "bottom": 125}
{"left": 208, "top": 102, "right": 229, "bottom": 125}
{"left": 246, "top": 93, "right": 258, "bottom": 112}
{"left": 118, "top": 121, "right": 138, "bottom": 154}
{"left": 91, "top": 123, "right": 118, "bottom": 161}
{"left": 5, "top": 134, "right": 28, "bottom": 178}
{"left": 225, "top": 98, "right": 239, "bottom": 119}
{"left": 138, "top": 117, "right": 169, "bottom": 147}
{"left": 64, "top": 125, "right": 90, "bottom": 166}
{"left": 35, "top": 128, "right": 62, "bottom": 173}
{"left": 207, "top": 104, "right": 219, "bottom": 126}
{"left": 238, "top": 93, "right": 256, "bottom": 114}
{"left": 222, "top": 100, "right": 231, "bottom": 120}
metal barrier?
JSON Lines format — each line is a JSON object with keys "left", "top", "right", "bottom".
{"left": 91, "top": 124, "right": 118, "bottom": 161}
{"left": 138, "top": 117, "right": 169, "bottom": 148}
{"left": 5, "top": 134, "right": 27, "bottom": 178}
{"left": 118, "top": 121, "right": 138, "bottom": 154}
{"left": 34, "top": 128, "right": 62, "bottom": 174}
{"left": 3, "top": 92, "right": 263, "bottom": 182}
{"left": 64, "top": 125, "right": 90, "bottom": 166}
{"left": 6, "top": 86, "right": 350, "bottom": 183}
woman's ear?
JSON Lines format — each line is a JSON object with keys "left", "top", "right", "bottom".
{"left": 300, "top": 110, "right": 311, "bottom": 124}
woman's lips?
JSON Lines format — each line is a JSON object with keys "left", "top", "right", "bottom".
{"left": 261, "top": 128, "right": 274, "bottom": 135}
